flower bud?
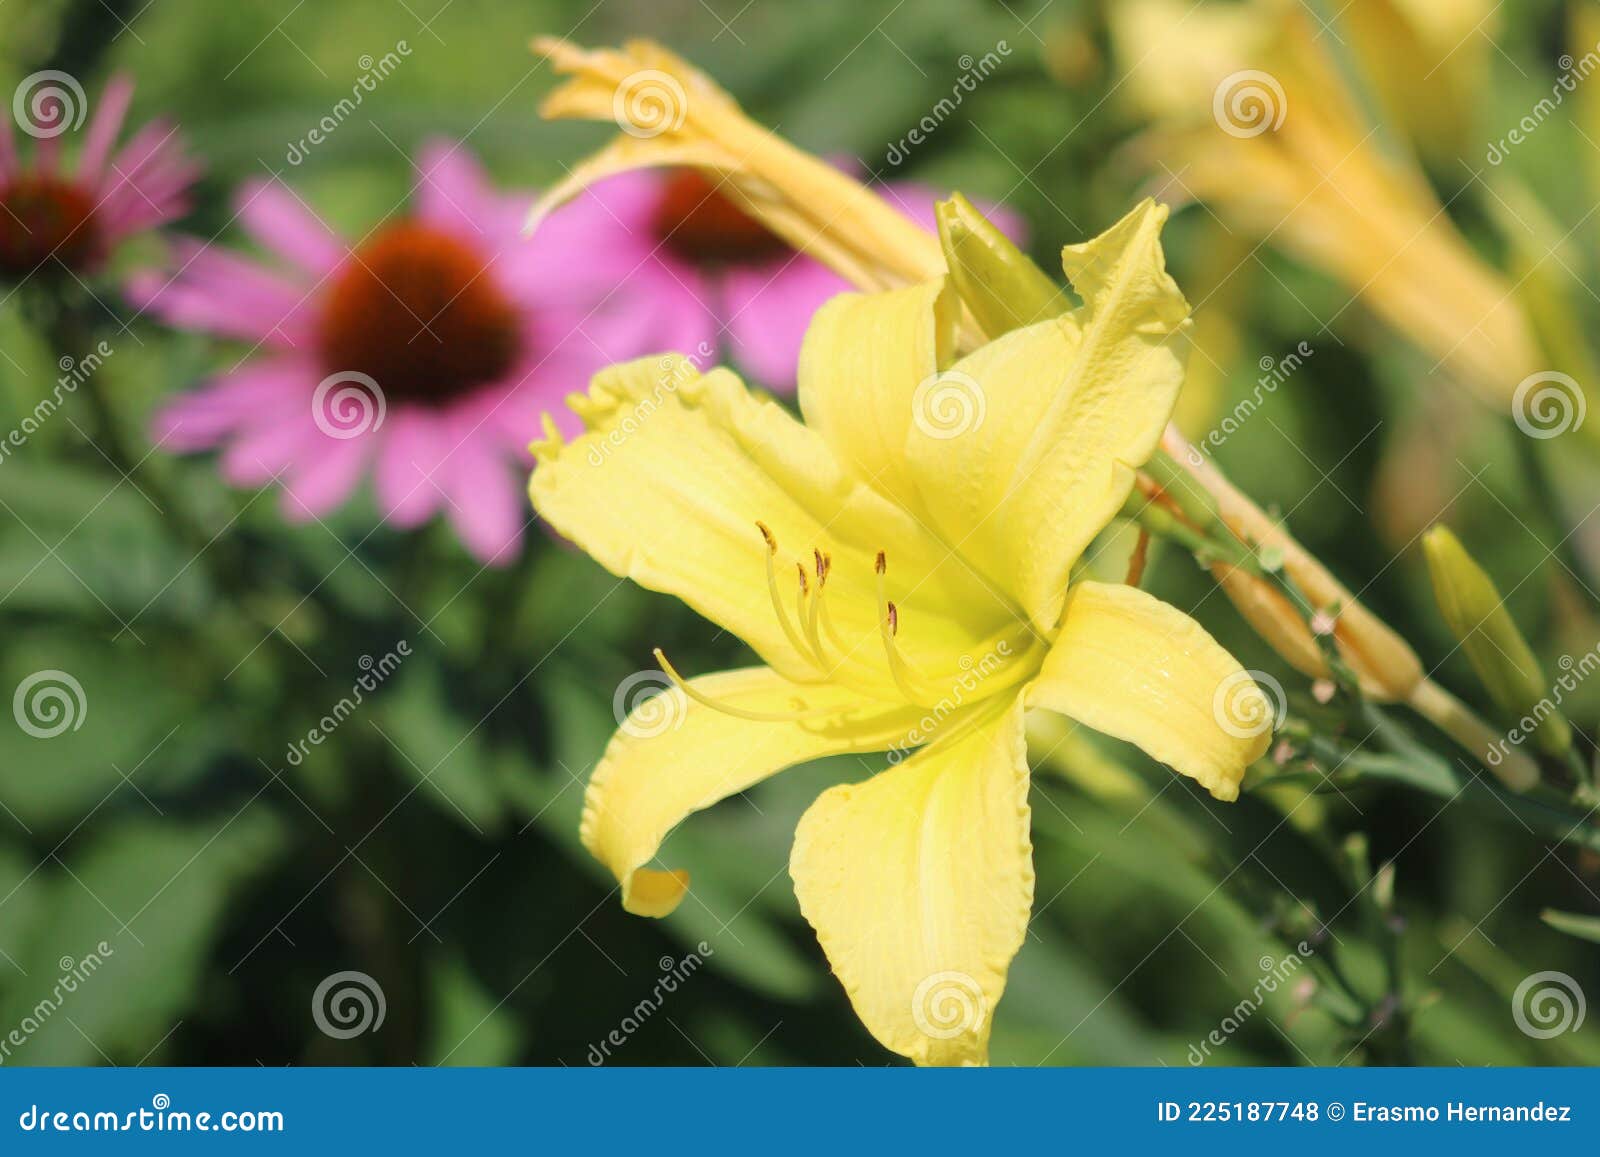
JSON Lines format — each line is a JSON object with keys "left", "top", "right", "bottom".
{"left": 1163, "top": 429, "right": 1424, "bottom": 702}
{"left": 1422, "top": 525, "right": 1571, "bottom": 758}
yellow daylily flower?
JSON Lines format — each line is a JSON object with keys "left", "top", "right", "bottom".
{"left": 1341, "top": 0, "right": 1498, "bottom": 161}
{"left": 530, "top": 201, "right": 1272, "bottom": 1066}
{"left": 1111, "top": 0, "right": 1542, "bottom": 413}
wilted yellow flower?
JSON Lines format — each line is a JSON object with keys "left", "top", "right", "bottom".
{"left": 531, "top": 201, "right": 1270, "bottom": 1065}
{"left": 528, "top": 38, "right": 945, "bottom": 294}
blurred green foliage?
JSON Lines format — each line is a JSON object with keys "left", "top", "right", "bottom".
{"left": 1, "top": 0, "right": 1598, "bottom": 1066}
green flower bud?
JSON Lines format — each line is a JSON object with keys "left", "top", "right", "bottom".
{"left": 935, "top": 193, "right": 1070, "bottom": 338}
{"left": 1422, "top": 525, "right": 1571, "bottom": 758}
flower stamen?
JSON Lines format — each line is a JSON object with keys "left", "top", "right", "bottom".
{"left": 653, "top": 648, "right": 839, "bottom": 723}
{"left": 875, "top": 551, "right": 936, "bottom": 705}
{"left": 799, "top": 554, "right": 836, "bottom": 669}
{"left": 757, "top": 521, "right": 817, "bottom": 665}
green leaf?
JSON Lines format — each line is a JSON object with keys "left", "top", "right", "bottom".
{"left": 0, "top": 813, "right": 283, "bottom": 1064}
{"left": 423, "top": 950, "right": 521, "bottom": 1066}
{"left": 1541, "top": 909, "right": 1600, "bottom": 944}
{"left": 375, "top": 663, "right": 505, "bottom": 832}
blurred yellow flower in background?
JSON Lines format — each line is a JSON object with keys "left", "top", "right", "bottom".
{"left": 1109, "top": 0, "right": 1546, "bottom": 419}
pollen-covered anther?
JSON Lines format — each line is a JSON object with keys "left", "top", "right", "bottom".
{"left": 760, "top": 521, "right": 815, "bottom": 664}
{"left": 874, "top": 560, "right": 933, "bottom": 706}
{"left": 875, "top": 550, "right": 887, "bottom": 575}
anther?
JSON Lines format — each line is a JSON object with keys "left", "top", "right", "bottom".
{"left": 760, "top": 523, "right": 816, "bottom": 666}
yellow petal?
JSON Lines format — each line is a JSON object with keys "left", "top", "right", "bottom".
{"left": 1029, "top": 581, "right": 1270, "bottom": 800}
{"left": 918, "top": 200, "right": 1189, "bottom": 630}
{"left": 798, "top": 203, "right": 1187, "bottom": 631}
{"left": 796, "top": 279, "right": 961, "bottom": 524}
{"left": 585, "top": 666, "right": 922, "bottom": 917}
{"left": 789, "top": 696, "right": 1032, "bottom": 1066}
{"left": 529, "top": 355, "right": 1014, "bottom": 691}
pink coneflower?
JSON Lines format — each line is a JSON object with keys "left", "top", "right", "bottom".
{"left": 0, "top": 73, "right": 197, "bottom": 281}
{"left": 576, "top": 168, "right": 1023, "bottom": 392}
{"left": 135, "top": 140, "right": 670, "bottom": 564}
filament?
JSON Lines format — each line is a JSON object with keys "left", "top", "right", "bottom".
{"left": 802, "top": 551, "right": 838, "bottom": 667}
{"left": 757, "top": 522, "right": 816, "bottom": 665}
{"left": 875, "top": 552, "right": 934, "bottom": 706}
{"left": 653, "top": 649, "right": 838, "bottom": 723}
